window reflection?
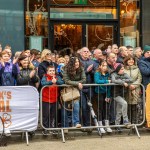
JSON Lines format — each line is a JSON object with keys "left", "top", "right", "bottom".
{"left": 120, "top": 0, "right": 140, "bottom": 47}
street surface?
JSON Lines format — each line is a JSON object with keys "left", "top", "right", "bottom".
{"left": 1, "top": 129, "right": 150, "bottom": 150}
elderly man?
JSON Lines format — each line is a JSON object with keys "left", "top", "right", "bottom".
{"left": 93, "top": 48, "right": 103, "bottom": 69}
{"left": 138, "top": 45, "right": 150, "bottom": 89}
{"left": 79, "top": 47, "right": 96, "bottom": 128}
{"left": 117, "top": 46, "right": 128, "bottom": 64}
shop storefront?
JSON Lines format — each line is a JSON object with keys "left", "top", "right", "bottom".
{"left": 0, "top": 0, "right": 144, "bottom": 52}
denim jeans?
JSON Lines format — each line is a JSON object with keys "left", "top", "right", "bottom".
{"left": 80, "top": 91, "right": 91, "bottom": 126}
{"left": 61, "top": 100, "right": 80, "bottom": 127}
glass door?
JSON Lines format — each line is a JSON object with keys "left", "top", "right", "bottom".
{"left": 86, "top": 24, "right": 116, "bottom": 50}
{"left": 50, "top": 23, "right": 118, "bottom": 51}
{"left": 51, "top": 24, "right": 82, "bottom": 51}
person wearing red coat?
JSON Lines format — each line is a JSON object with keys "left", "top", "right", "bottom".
{"left": 41, "top": 66, "right": 64, "bottom": 135}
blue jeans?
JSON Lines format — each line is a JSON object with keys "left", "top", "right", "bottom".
{"left": 80, "top": 91, "right": 91, "bottom": 126}
{"left": 61, "top": 100, "right": 80, "bottom": 127}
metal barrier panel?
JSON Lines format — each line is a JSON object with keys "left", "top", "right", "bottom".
{"left": 0, "top": 86, "right": 39, "bottom": 145}
{"left": 40, "top": 83, "right": 145, "bottom": 142}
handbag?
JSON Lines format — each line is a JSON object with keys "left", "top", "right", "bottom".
{"left": 61, "top": 86, "right": 80, "bottom": 102}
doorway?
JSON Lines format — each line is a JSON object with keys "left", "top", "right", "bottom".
{"left": 50, "top": 22, "right": 118, "bottom": 51}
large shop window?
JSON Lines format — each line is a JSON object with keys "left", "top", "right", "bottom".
{"left": 120, "top": 0, "right": 140, "bottom": 47}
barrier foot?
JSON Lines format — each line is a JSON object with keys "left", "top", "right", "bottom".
{"left": 134, "top": 125, "right": 140, "bottom": 138}
{"left": 25, "top": 132, "right": 29, "bottom": 146}
{"left": 61, "top": 129, "right": 65, "bottom": 143}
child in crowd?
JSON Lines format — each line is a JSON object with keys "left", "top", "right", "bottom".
{"left": 41, "top": 65, "right": 64, "bottom": 135}
{"left": 111, "top": 63, "right": 133, "bottom": 132}
{"left": 57, "top": 57, "right": 66, "bottom": 78}
{"left": 94, "top": 60, "right": 112, "bottom": 133}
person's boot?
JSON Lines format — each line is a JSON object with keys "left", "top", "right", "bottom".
{"left": 98, "top": 121, "right": 106, "bottom": 134}
{"left": 105, "top": 120, "right": 112, "bottom": 133}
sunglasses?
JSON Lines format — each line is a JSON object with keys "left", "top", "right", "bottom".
{"left": 46, "top": 53, "right": 51, "bottom": 56}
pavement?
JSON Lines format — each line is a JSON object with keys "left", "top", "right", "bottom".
{"left": 1, "top": 128, "right": 150, "bottom": 150}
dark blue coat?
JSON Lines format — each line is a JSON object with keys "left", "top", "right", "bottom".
{"left": 138, "top": 56, "right": 150, "bottom": 89}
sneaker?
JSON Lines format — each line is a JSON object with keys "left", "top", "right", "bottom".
{"left": 4, "top": 129, "right": 11, "bottom": 137}
{"left": 98, "top": 121, "right": 106, "bottom": 134}
{"left": 75, "top": 124, "right": 82, "bottom": 128}
{"left": 52, "top": 130, "right": 58, "bottom": 135}
{"left": 42, "top": 129, "right": 48, "bottom": 136}
{"left": 124, "top": 121, "right": 132, "bottom": 128}
{"left": 105, "top": 120, "right": 112, "bottom": 133}
{"left": 115, "top": 127, "right": 123, "bottom": 133}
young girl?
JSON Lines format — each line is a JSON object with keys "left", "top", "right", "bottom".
{"left": 111, "top": 63, "right": 133, "bottom": 132}
{"left": 94, "top": 60, "right": 112, "bottom": 133}
{"left": 41, "top": 66, "right": 64, "bottom": 135}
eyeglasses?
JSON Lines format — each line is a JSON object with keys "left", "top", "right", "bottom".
{"left": 46, "top": 53, "right": 51, "bottom": 56}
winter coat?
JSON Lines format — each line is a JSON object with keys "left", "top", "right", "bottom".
{"left": 94, "top": 72, "right": 111, "bottom": 98}
{"left": 63, "top": 67, "right": 86, "bottom": 86}
{"left": 138, "top": 56, "right": 150, "bottom": 89}
{"left": 41, "top": 74, "right": 64, "bottom": 103}
{"left": 80, "top": 57, "right": 96, "bottom": 84}
{"left": 124, "top": 65, "right": 142, "bottom": 104}
{"left": 17, "top": 68, "right": 39, "bottom": 87}
{"left": 111, "top": 72, "right": 133, "bottom": 97}
{"left": 0, "top": 62, "right": 18, "bottom": 86}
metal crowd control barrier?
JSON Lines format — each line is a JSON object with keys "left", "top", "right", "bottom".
{"left": 40, "top": 83, "right": 145, "bottom": 143}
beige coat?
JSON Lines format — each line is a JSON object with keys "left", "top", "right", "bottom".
{"left": 124, "top": 65, "right": 142, "bottom": 104}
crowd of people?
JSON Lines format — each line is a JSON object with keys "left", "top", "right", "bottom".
{"left": 0, "top": 43, "right": 149, "bottom": 135}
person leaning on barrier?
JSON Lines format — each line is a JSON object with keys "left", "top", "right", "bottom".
{"left": 94, "top": 60, "right": 112, "bottom": 134}
{"left": 124, "top": 55, "right": 142, "bottom": 124}
{"left": 111, "top": 63, "right": 133, "bottom": 132}
{"left": 138, "top": 45, "right": 150, "bottom": 89}
{"left": 62, "top": 56, "right": 86, "bottom": 129}
{"left": 41, "top": 65, "right": 64, "bottom": 136}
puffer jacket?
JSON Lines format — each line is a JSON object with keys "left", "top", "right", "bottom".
{"left": 111, "top": 72, "right": 133, "bottom": 97}
{"left": 17, "top": 68, "right": 39, "bottom": 87}
{"left": 124, "top": 65, "right": 142, "bottom": 104}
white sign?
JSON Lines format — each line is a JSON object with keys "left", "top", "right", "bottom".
{"left": 0, "top": 86, "right": 39, "bottom": 132}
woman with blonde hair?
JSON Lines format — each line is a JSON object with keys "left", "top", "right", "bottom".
{"left": 38, "top": 49, "right": 58, "bottom": 90}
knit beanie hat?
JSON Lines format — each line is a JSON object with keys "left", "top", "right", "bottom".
{"left": 113, "top": 63, "right": 123, "bottom": 73}
{"left": 143, "top": 45, "right": 150, "bottom": 54}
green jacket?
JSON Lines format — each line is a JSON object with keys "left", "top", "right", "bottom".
{"left": 63, "top": 67, "right": 86, "bottom": 86}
